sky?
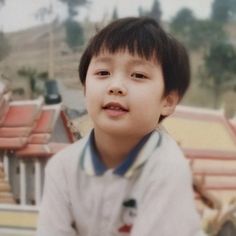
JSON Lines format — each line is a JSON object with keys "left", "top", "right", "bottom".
{"left": 0, "top": 0, "right": 214, "bottom": 32}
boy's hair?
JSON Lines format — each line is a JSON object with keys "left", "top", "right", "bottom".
{"left": 79, "top": 17, "right": 190, "bottom": 99}
{"left": 79, "top": 17, "right": 190, "bottom": 121}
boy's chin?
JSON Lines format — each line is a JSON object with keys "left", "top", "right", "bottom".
{"left": 95, "top": 124, "right": 151, "bottom": 138}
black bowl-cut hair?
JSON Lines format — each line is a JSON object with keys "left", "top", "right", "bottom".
{"left": 79, "top": 16, "right": 190, "bottom": 99}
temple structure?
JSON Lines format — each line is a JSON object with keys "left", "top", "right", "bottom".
{"left": 0, "top": 81, "right": 75, "bottom": 206}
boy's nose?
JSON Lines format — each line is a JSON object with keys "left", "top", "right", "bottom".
{"left": 108, "top": 87, "right": 126, "bottom": 96}
{"left": 107, "top": 80, "right": 127, "bottom": 96}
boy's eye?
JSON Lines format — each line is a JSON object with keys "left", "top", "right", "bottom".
{"left": 131, "top": 72, "right": 148, "bottom": 80}
{"left": 96, "top": 70, "right": 110, "bottom": 77}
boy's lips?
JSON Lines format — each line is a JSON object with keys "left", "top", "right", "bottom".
{"left": 102, "top": 102, "right": 129, "bottom": 117}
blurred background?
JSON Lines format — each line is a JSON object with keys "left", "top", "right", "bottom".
{"left": 0, "top": 1, "right": 236, "bottom": 236}
{"left": 0, "top": 0, "right": 236, "bottom": 116}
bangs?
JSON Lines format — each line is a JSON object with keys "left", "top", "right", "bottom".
{"left": 87, "top": 18, "right": 166, "bottom": 63}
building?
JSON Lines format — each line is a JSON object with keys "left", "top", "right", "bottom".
{"left": 0, "top": 80, "right": 76, "bottom": 233}
{"left": 162, "top": 106, "right": 236, "bottom": 234}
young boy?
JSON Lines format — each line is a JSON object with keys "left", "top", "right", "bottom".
{"left": 37, "top": 17, "right": 206, "bottom": 236}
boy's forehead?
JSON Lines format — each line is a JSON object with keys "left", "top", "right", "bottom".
{"left": 91, "top": 50, "right": 160, "bottom": 66}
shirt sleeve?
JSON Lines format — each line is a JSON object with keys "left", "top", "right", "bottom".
{"left": 36, "top": 157, "right": 78, "bottom": 236}
{"left": 130, "top": 158, "right": 206, "bottom": 236}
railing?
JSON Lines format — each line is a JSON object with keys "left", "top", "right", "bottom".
{"left": 1, "top": 154, "right": 43, "bottom": 206}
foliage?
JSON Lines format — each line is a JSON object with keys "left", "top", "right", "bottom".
{"left": 204, "top": 42, "right": 236, "bottom": 80}
{"left": 170, "top": 8, "right": 196, "bottom": 37}
{"left": 138, "top": 0, "right": 161, "bottom": 22}
{"left": 65, "top": 19, "right": 84, "bottom": 51}
{"left": 0, "top": 31, "right": 10, "bottom": 61}
{"left": 148, "top": 0, "right": 162, "bottom": 22}
{"left": 17, "top": 67, "right": 48, "bottom": 98}
{"left": 188, "top": 20, "right": 226, "bottom": 50}
{"left": 138, "top": 6, "right": 148, "bottom": 17}
{"left": 170, "top": 8, "right": 226, "bottom": 50}
{"left": 35, "top": 6, "right": 52, "bottom": 23}
{"left": 200, "top": 42, "right": 236, "bottom": 108}
{"left": 0, "top": 0, "right": 4, "bottom": 8}
{"left": 59, "top": 0, "right": 88, "bottom": 19}
{"left": 112, "top": 7, "right": 118, "bottom": 21}
{"left": 211, "top": 0, "right": 236, "bottom": 23}
{"left": 59, "top": 0, "right": 87, "bottom": 50}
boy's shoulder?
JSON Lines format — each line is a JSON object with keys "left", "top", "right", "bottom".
{"left": 45, "top": 134, "right": 89, "bottom": 175}
{"left": 143, "top": 128, "right": 191, "bottom": 182}
{"left": 155, "top": 126, "right": 185, "bottom": 160}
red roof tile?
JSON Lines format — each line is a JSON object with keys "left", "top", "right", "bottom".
{"left": 163, "top": 105, "right": 236, "bottom": 152}
{"left": 16, "top": 144, "right": 52, "bottom": 157}
{"left": 184, "top": 148, "right": 236, "bottom": 160}
{"left": 2, "top": 105, "right": 40, "bottom": 127}
{"left": 0, "top": 127, "right": 32, "bottom": 137}
{"left": 33, "top": 108, "right": 58, "bottom": 133}
{"left": 0, "top": 137, "right": 28, "bottom": 149}
{"left": 28, "top": 133, "right": 51, "bottom": 144}
{"left": 229, "top": 119, "right": 236, "bottom": 134}
{"left": 0, "top": 90, "right": 73, "bottom": 156}
{"left": 16, "top": 143, "right": 69, "bottom": 157}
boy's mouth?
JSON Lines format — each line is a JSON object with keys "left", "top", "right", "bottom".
{"left": 102, "top": 102, "right": 128, "bottom": 112}
{"left": 102, "top": 102, "right": 129, "bottom": 117}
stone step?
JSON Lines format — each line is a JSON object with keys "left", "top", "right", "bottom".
{"left": 0, "top": 162, "right": 5, "bottom": 175}
{"left": 0, "top": 182, "right": 10, "bottom": 192}
{"left": 0, "top": 191, "right": 16, "bottom": 204}
{"left": 0, "top": 191, "right": 14, "bottom": 197}
{"left": 0, "top": 197, "right": 16, "bottom": 204}
{"left": 0, "top": 170, "right": 5, "bottom": 179}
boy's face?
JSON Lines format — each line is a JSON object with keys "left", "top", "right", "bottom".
{"left": 85, "top": 50, "right": 178, "bottom": 138}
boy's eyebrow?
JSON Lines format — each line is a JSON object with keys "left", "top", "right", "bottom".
{"left": 128, "top": 59, "right": 157, "bottom": 68}
{"left": 92, "top": 57, "right": 111, "bottom": 64}
{"left": 93, "top": 57, "right": 157, "bottom": 68}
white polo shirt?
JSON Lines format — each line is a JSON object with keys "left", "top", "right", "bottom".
{"left": 37, "top": 129, "right": 206, "bottom": 236}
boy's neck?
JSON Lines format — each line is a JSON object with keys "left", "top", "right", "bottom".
{"left": 93, "top": 129, "right": 144, "bottom": 169}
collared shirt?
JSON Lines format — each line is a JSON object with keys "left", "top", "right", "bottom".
{"left": 80, "top": 130, "right": 161, "bottom": 177}
{"left": 37, "top": 129, "right": 206, "bottom": 236}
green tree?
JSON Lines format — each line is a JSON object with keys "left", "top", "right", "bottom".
{"left": 0, "top": 31, "right": 10, "bottom": 61}
{"left": 0, "top": 0, "right": 4, "bottom": 8}
{"left": 148, "top": 0, "right": 162, "bottom": 22}
{"left": 200, "top": 42, "right": 236, "bottom": 108}
{"left": 59, "top": 0, "right": 88, "bottom": 19}
{"left": 17, "top": 67, "right": 48, "bottom": 98}
{"left": 211, "top": 0, "right": 236, "bottom": 23}
{"left": 0, "top": 0, "right": 10, "bottom": 61}
{"left": 170, "top": 8, "right": 226, "bottom": 51}
{"left": 170, "top": 8, "right": 196, "bottom": 37}
{"left": 65, "top": 19, "right": 84, "bottom": 51}
{"left": 188, "top": 20, "right": 226, "bottom": 50}
{"left": 112, "top": 7, "right": 118, "bottom": 21}
{"left": 59, "top": 0, "right": 87, "bottom": 50}
{"left": 138, "top": 6, "right": 150, "bottom": 17}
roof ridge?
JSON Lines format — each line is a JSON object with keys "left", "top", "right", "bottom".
{"left": 176, "top": 105, "right": 223, "bottom": 116}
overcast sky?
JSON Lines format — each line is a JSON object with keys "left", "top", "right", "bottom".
{"left": 0, "top": 0, "right": 214, "bottom": 32}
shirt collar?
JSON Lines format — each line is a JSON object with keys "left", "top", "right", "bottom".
{"left": 80, "top": 129, "right": 161, "bottom": 178}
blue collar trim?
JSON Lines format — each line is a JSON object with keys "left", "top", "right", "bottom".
{"left": 114, "top": 132, "right": 153, "bottom": 176}
{"left": 82, "top": 130, "right": 158, "bottom": 176}
{"left": 90, "top": 130, "right": 107, "bottom": 175}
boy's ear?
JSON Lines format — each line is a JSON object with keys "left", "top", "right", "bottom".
{"left": 161, "top": 91, "right": 179, "bottom": 116}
